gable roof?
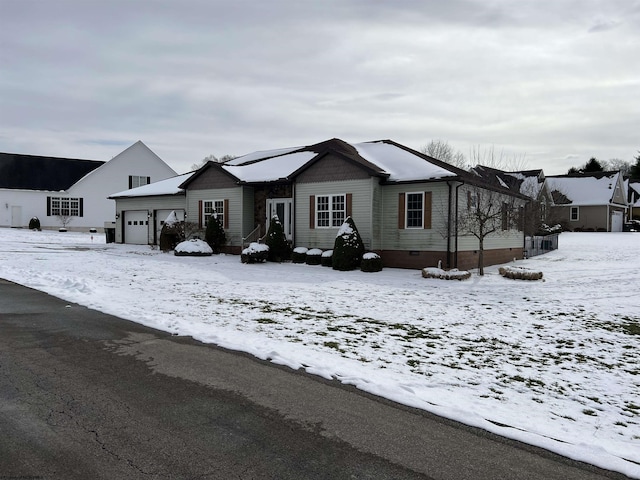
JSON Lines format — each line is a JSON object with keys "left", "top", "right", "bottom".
{"left": 109, "top": 172, "right": 193, "bottom": 199}
{"left": 471, "top": 165, "right": 545, "bottom": 198}
{"left": 186, "top": 138, "right": 461, "bottom": 187}
{"left": 547, "top": 171, "right": 625, "bottom": 206}
{"left": 0, "top": 152, "right": 104, "bottom": 191}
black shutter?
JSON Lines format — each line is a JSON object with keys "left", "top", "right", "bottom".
{"left": 79, "top": 198, "right": 84, "bottom": 217}
{"left": 146, "top": 176, "right": 151, "bottom": 185}
{"left": 47, "top": 197, "right": 51, "bottom": 216}
{"left": 128, "top": 176, "right": 133, "bottom": 189}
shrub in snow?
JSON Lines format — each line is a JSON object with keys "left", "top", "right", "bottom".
{"left": 241, "top": 242, "right": 269, "bottom": 264}
{"left": 205, "top": 214, "right": 226, "bottom": 254}
{"left": 422, "top": 267, "right": 471, "bottom": 280}
{"left": 160, "top": 219, "right": 184, "bottom": 252}
{"left": 306, "top": 248, "right": 323, "bottom": 265}
{"left": 174, "top": 239, "right": 213, "bottom": 256}
{"left": 332, "top": 217, "right": 365, "bottom": 271}
{"left": 292, "top": 246, "right": 308, "bottom": 264}
{"left": 499, "top": 266, "right": 543, "bottom": 281}
{"left": 265, "top": 215, "right": 291, "bottom": 262}
{"left": 360, "top": 252, "right": 383, "bottom": 272}
{"left": 28, "top": 217, "right": 41, "bottom": 231}
{"left": 321, "top": 250, "right": 333, "bottom": 267}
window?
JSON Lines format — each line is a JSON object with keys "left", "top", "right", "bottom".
{"left": 406, "top": 193, "right": 423, "bottom": 228}
{"left": 398, "top": 192, "right": 432, "bottom": 230}
{"left": 129, "top": 175, "right": 150, "bottom": 189}
{"left": 203, "top": 200, "right": 225, "bottom": 227}
{"left": 47, "top": 196, "right": 83, "bottom": 217}
{"left": 316, "top": 194, "right": 345, "bottom": 228}
{"left": 570, "top": 206, "right": 579, "bottom": 221}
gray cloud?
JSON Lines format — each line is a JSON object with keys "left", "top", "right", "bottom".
{"left": 1, "top": 0, "right": 639, "bottom": 175}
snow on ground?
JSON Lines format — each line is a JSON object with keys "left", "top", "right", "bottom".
{"left": 0, "top": 228, "right": 638, "bottom": 478}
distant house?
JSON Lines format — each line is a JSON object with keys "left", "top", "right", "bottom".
{"left": 628, "top": 181, "right": 640, "bottom": 221}
{"left": 470, "top": 166, "right": 554, "bottom": 235}
{"left": 0, "top": 141, "right": 177, "bottom": 231}
{"left": 110, "top": 138, "right": 528, "bottom": 270}
{"left": 547, "top": 171, "right": 628, "bottom": 232}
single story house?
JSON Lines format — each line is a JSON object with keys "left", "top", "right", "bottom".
{"left": 0, "top": 141, "right": 177, "bottom": 232}
{"left": 110, "top": 138, "right": 528, "bottom": 270}
{"left": 547, "top": 171, "right": 628, "bottom": 232}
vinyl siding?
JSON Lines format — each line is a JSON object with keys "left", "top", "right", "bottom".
{"left": 186, "top": 187, "right": 244, "bottom": 247}
{"left": 294, "top": 179, "right": 375, "bottom": 249}
{"left": 380, "top": 183, "right": 450, "bottom": 251}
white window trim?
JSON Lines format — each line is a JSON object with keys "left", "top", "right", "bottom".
{"left": 405, "top": 192, "right": 424, "bottom": 229}
{"left": 570, "top": 206, "right": 579, "bottom": 221}
{"left": 316, "top": 193, "right": 346, "bottom": 228}
{"left": 203, "top": 199, "right": 225, "bottom": 227}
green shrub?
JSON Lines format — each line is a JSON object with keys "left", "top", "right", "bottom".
{"left": 306, "top": 248, "right": 323, "bottom": 265}
{"left": 28, "top": 217, "right": 41, "bottom": 231}
{"left": 292, "top": 246, "right": 308, "bottom": 264}
{"left": 241, "top": 243, "right": 269, "bottom": 263}
{"left": 205, "top": 214, "right": 226, "bottom": 254}
{"left": 265, "top": 215, "right": 291, "bottom": 262}
{"left": 160, "top": 220, "right": 184, "bottom": 252}
{"left": 321, "top": 250, "right": 333, "bottom": 267}
{"left": 360, "top": 252, "right": 383, "bottom": 272}
{"left": 332, "top": 217, "right": 365, "bottom": 271}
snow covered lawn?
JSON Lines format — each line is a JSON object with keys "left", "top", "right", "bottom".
{"left": 0, "top": 228, "right": 638, "bottom": 478}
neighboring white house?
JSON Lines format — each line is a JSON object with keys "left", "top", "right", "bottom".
{"left": 0, "top": 141, "right": 177, "bottom": 231}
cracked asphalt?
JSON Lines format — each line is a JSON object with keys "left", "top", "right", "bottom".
{"left": 0, "top": 279, "right": 631, "bottom": 480}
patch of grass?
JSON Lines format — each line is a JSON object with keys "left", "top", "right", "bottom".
{"left": 582, "top": 409, "right": 598, "bottom": 416}
{"left": 407, "top": 359, "right": 420, "bottom": 367}
{"left": 323, "top": 341, "right": 344, "bottom": 353}
{"left": 622, "top": 322, "right": 640, "bottom": 336}
{"left": 255, "top": 317, "right": 278, "bottom": 324}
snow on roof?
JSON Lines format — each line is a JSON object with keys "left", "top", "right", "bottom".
{"left": 352, "top": 141, "right": 456, "bottom": 182}
{"left": 504, "top": 172, "right": 542, "bottom": 197}
{"left": 223, "top": 151, "right": 318, "bottom": 182}
{"left": 547, "top": 173, "right": 620, "bottom": 206}
{"left": 225, "top": 146, "right": 304, "bottom": 166}
{"left": 109, "top": 172, "right": 193, "bottom": 198}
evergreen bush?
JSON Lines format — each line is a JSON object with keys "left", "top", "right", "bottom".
{"left": 205, "top": 214, "right": 226, "bottom": 254}
{"left": 292, "top": 246, "right": 308, "bottom": 264}
{"left": 360, "top": 252, "right": 383, "bottom": 272}
{"left": 265, "top": 215, "right": 291, "bottom": 262}
{"left": 241, "top": 243, "right": 269, "bottom": 263}
{"left": 321, "top": 250, "right": 333, "bottom": 267}
{"left": 332, "top": 217, "right": 365, "bottom": 271}
{"left": 306, "top": 248, "right": 323, "bottom": 265}
{"left": 28, "top": 217, "right": 41, "bottom": 231}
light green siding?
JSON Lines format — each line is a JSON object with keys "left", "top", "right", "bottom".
{"left": 186, "top": 187, "right": 244, "bottom": 247}
{"left": 380, "top": 183, "right": 450, "bottom": 251}
{"left": 294, "top": 179, "right": 375, "bottom": 249}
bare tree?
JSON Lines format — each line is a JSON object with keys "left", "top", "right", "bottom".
{"left": 457, "top": 186, "right": 520, "bottom": 275}
{"left": 470, "top": 145, "right": 528, "bottom": 172}
{"left": 191, "top": 154, "right": 236, "bottom": 171}
{"left": 421, "top": 140, "right": 467, "bottom": 169}
{"left": 57, "top": 214, "right": 73, "bottom": 230}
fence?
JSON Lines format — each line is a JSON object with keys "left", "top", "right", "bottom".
{"left": 524, "top": 233, "right": 559, "bottom": 258}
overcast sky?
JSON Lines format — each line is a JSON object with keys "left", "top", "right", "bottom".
{"left": 1, "top": 0, "right": 639, "bottom": 175}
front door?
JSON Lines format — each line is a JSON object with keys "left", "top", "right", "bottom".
{"left": 266, "top": 198, "right": 293, "bottom": 241}
{"left": 11, "top": 206, "right": 22, "bottom": 228}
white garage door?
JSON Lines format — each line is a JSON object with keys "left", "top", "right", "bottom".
{"left": 124, "top": 211, "right": 149, "bottom": 245}
{"left": 155, "top": 209, "right": 185, "bottom": 244}
{"left": 611, "top": 211, "right": 623, "bottom": 232}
